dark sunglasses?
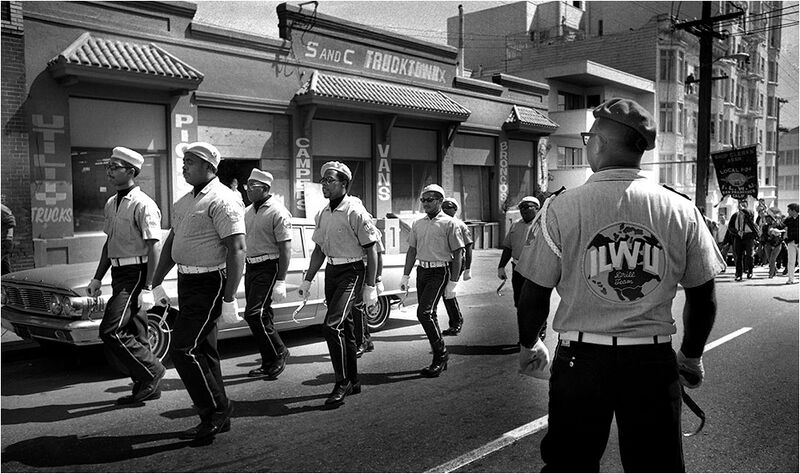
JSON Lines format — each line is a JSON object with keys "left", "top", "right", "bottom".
{"left": 420, "top": 197, "right": 440, "bottom": 203}
{"left": 519, "top": 204, "right": 539, "bottom": 210}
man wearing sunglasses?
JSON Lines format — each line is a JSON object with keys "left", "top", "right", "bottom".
{"left": 298, "top": 161, "right": 379, "bottom": 407}
{"left": 439, "top": 197, "right": 473, "bottom": 336}
{"left": 242, "top": 169, "right": 292, "bottom": 380}
{"left": 497, "top": 195, "right": 540, "bottom": 308}
{"left": 516, "top": 98, "right": 724, "bottom": 471}
{"left": 401, "top": 185, "right": 464, "bottom": 377}
{"left": 87, "top": 146, "right": 165, "bottom": 405}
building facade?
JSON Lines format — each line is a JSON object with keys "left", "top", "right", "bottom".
{"left": 1, "top": 1, "right": 559, "bottom": 269}
{"left": 777, "top": 126, "right": 799, "bottom": 208}
{"left": 452, "top": 0, "right": 784, "bottom": 224}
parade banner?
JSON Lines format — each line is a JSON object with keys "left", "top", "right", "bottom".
{"left": 711, "top": 145, "right": 759, "bottom": 200}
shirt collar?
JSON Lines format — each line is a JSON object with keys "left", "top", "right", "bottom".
{"left": 425, "top": 210, "right": 447, "bottom": 221}
{"left": 118, "top": 185, "right": 140, "bottom": 201}
{"left": 196, "top": 177, "right": 220, "bottom": 197}
{"left": 325, "top": 195, "right": 354, "bottom": 213}
{"left": 585, "top": 168, "right": 647, "bottom": 184}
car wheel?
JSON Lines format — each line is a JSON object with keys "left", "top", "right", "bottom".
{"left": 366, "top": 295, "right": 391, "bottom": 331}
{"left": 104, "top": 307, "right": 174, "bottom": 375}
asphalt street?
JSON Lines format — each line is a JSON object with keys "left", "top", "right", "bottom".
{"left": 1, "top": 249, "right": 798, "bottom": 472}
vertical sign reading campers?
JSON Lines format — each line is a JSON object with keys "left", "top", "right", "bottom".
{"left": 294, "top": 137, "right": 313, "bottom": 216}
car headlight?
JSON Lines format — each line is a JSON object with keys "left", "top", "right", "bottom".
{"left": 49, "top": 293, "right": 65, "bottom": 315}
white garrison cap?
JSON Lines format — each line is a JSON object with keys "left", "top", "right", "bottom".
{"left": 321, "top": 161, "right": 352, "bottom": 181}
{"left": 248, "top": 168, "right": 273, "bottom": 186}
{"left": 420, "top": 184, "right": 445, "bottom": 199}
{"left": 110, "top": 147, "right": 144, "bottom": 170}
{"left": 519, "top": 196, "right": 540, "bottom": 207}
{"left": 183, "top": 142, "right": 221, "bottom": 168}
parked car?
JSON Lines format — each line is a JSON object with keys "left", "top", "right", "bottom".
{"left": 0, "top": 218, "right": 417, "bottom": 365}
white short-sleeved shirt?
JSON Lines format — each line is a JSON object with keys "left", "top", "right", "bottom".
{"left": 103, "top": 186, "right": 162, "bottom": 258}
{"left": 407, "top": 211, "right": 465, "bottom": 262}
{"left": 171, "top": 178, "right": 246, "bottom": 266}
{"left": 503, "top": 218, "right": 535, "bottom": 263}
{"left": 312, "top": 195, "right": 379, "bottom": 258}
{"left": 516, "top": 168, "right": 725, "bottom": 338}
{"left": 453, "top": 217, "right": 474, "bottom": 248}
{"left": 244, "top": 197, "right": 292, "bottom": 257}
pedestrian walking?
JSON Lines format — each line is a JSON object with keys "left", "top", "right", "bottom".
{"left": 1, "top": 203, "right": 16, "bottom": 275}
{"left": 151, "top": 142, "right": 245, "bottom": 441}
{"left": 516, "top": 98, "right": 725, "bottom": 472}
{"left": 439, "top": 197, "right": 473, "bottom": 336}
{"left": 782, "top": 203, "right": 799, "bottom": 284}
{"left": 243, "top": 169, "right": 292, "bottom": 379}
{"left": 400, "top": 184, "right": 464, "bottom": 377}
{"left": 727, "top": 199, "right": 759, "bottom": 281}
{"left": 297, "top": 162, "right": 379, "bottom": 407}
{"left": 86, "top": 147, "right": 166, "bottom": 405}
{"left": 497, "top": 196, "right": 539, "bottom": 307}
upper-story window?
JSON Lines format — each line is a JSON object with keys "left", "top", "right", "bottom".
{"left": 557, "top": 91, "right": 585, "bottom": 111}
{"left": 659, "top": 50, "right": 675, "bottom": 82}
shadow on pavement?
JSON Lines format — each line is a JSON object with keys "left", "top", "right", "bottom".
{"left": 2, "top": 432, "right": 195, "bottom": 467}
{"left": 1, "top": 399, "right": 145, "bottom": 425}
{"left": 774, "top": 296, "right": 799, "bottom": 303}
{"left": 446, "top": 344, "right": 521, "bottom": 356}
{"left": 159, "top": 393, "right": 331, "bottom": 420}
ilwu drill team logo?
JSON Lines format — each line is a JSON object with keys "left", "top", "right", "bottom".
{"left": 583, "top": 222, "right": 665, "bottom": 303}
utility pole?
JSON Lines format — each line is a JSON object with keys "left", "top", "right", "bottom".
{"left": 675, "top": 2, "right": 743, "bottom": 213}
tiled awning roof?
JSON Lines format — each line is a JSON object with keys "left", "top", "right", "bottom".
{"left": 47, "top": 32, "right": 203, "bottom": 90}
{"left": 295, "top": 71, "right": 470, "bottom": 120}
{"left": 504, "top": 105, "right": 559, "bottom": 133}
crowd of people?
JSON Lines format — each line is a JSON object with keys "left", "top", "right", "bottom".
{"left": 710, "top": 199, "right": 799, "bottom": 284}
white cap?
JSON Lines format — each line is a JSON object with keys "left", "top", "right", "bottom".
{"left": 183, "top": 142, "right": 221, "bottom": 168}
{"left": 420, "top": 184, "right": 445, "bottom": 199}
{"left": 519, "top": 196, "right": 540, "bottom": 207}
{"left": 248, "top": 168, "right": 273, "bottom": 186}
{"left": 321, "top": 161, "right": 352, "bottom": 180}
{"left": 442, "top": 197, "right": 459, "bottom": 209}
{"left": 111, "top": 147, "right": 144, "bottom": 169}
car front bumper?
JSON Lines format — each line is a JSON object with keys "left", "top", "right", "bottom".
{"left": 1, "top": 306, "right": 101, "bottom": 346}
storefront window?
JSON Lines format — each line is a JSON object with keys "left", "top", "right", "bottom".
{"left": 507, "top": 139, "right": 534, "bottom": 206}
{"left": 69, "top": 98, "right": 169, "bottom": 232}
{"left": 72, "top": 148, "right": 168, "bottom": 232}
{"left": 454, "top": 165, "right": 491, "bottom": 221}
{"left": 391, "top": 160, "right": 437, "bottom": 214}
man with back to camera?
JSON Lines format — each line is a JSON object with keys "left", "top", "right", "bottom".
{"left": 150, "top": 142, "right": 246, "bottom": 441}
{"left": 439, "top": 197, "right": 473, "bottom": 336}
{"left": 516, "top": 98, "right": 725, "bottom": 472}
{"left": 400, "top": 184, "right": 464, "bottom": 377}
{"left": 86, "top": 146, "right": 165, "bottom": 405}
{"left": 298, "top": 161, "right": 379, "bottom": 407}
{"left": 242, "top": 169, "right": 292, "bottom": 379}
{"left": 782, "top": 203, "right": 799, "bottom": 284}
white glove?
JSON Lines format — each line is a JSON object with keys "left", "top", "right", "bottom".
{"left": 298, "top": 280, "right": 312, "bottom": 300}
{"left": 676, "top": 350, "right": 704, "bottom": 389}
{"left": 519, "top": 339, "right": 551, "bottom": 380}
{"left": 220, "top": 299, "right": 242, "bottom": 324}
{"left": 497, "top": 267, "right": 507, "bottom": 280}
{"left": 152, "top": 285, "right": 171, "bottom": 306}
{"left": 463, "top": 268, "right": 472, "bottom": 281}
{"left": 376, "top": 280, "right": 385, "bottom": 295}
{"left": 139, "top": 289, "right": 155, "bottom": 311}
{"left": 87, "top": 278, "right": 102, "bottom": 297}
{"left": 400, "top": 275, "right": 410, "bottom": 292}
{"left": 363, "top": 284, "right": 378, "bottom": 309}
{"left": 272, "top": 280, "right": 287, "bottom": 303}
{"left": 444, "top": 280, "right": 458, "bottom": 299}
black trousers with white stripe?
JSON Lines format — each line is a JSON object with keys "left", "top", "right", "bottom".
{"left": 323, "top": 261, "right": 364, "bottom": 384}
{"left": 244, "top": 260, "right": 286, "bottom": 366}
{"left": 415, "top": 266, "right": 450, "bottom": 353}
{"left": 172, "top": 270, "right": 229, "bottom": 420}
{"left": 99, "top": 263, "right": 163, "bottom": 383}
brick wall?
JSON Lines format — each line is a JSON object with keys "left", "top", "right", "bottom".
{"left": 2, "top": 1, "right": 34, "bottom": 270}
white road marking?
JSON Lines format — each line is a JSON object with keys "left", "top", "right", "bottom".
{"left": 426, "top": 327, "right": 754, "bottom": 473}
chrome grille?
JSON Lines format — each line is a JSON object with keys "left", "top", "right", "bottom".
{"left": 4, "top": 286, "right": 52, "bottom": 313}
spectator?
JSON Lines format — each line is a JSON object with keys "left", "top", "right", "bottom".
{"left": 1, "top": 203, "right": 16, "bottom": 275}
{"left": 727, "top": 200, "right": 759, "bottom": 281}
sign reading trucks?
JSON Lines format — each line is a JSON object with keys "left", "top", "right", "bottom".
{"left": 299, "top": 34, "right": 453, "bottom": 85}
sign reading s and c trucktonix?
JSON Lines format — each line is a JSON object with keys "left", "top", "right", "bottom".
{"left": 294, "top": 32, "right": 454, "bottom": 86}
{"left": 711, "top": 145, "right": 759, "bottom": 200}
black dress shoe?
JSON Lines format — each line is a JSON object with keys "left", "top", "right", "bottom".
{"left": 747, "top": 272, "right": 753, "bottom": 279}
{"left": 355, "top": 342, "right": 374, "bottom": 358}
{"left": 421, "top": 352, "right": 449, "bottom": 378}
{"left": 118, "top": 365, "right": 165, "bottom": 404}
{"left": 324, "top": 381, "right": 353, "bottom": 406}
{"left": 351, "top": 381, "right": 362, "bottom": 395}
{"left": 179, "top": 402, "right": 234, "bottom": 440}
{"left": 442, "top": 328, "right": 460, "bottom": 336}
{"left": 249, "top": 349, "right": 290, "bottom": 379}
